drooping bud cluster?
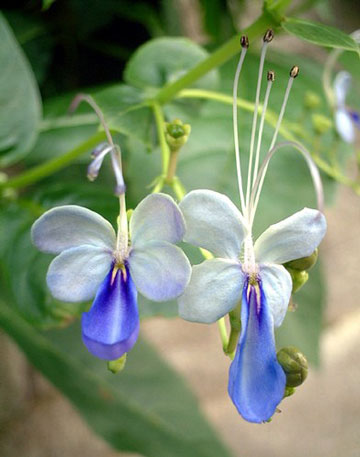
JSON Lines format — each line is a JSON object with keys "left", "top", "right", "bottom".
{"left": 284, "top": 248, "right": 318, "bottom": 293}
{"left": 277, "top": 346, "right": 308, "bottom": 388}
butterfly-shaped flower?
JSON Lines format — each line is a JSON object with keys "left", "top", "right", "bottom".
{"left": 178, "top": 190, "right": 326, "bottom": 422}
{"left": 177, "top": 32, "right": 327, "bottom": 423}
{"left": 333, "top": 71, "right": 360, "bottom": 143}
{"left": 32, "top": 193, "right": 191, "bottom": 360}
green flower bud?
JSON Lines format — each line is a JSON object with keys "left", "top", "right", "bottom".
{"left": 165, "top": 119, "right": 191, "bottom": 151}
{"left": 284, "top": 248, "right": 318, "bottom": 271}
{"left": 2, "top": 187, "right": 17, "bottom": 201}
{"left": 287, "top": 268, "right": 309, "bottom": 293}
{"left": 107, "top": 354, "right": 127, "bottom": 374}
{"left": 0, "top": 171, "right": 8, "bottom": 184}
{"left": 312, "top": 113, "right": 332, "bottom": 135}
{"left": 304, "top": 91, "right": 321, "bottom": 110}
{"left": 284, "top": 386, "right": 296, "bottom": 398}
{"left": 277, "top": 346, "right": 308, "bottom": 388}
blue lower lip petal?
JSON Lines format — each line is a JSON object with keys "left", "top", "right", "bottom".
{"left": 81, "top": 264, "right": 139, "bottom": 360}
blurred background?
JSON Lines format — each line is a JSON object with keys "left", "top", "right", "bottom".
{"left": 1, "top": 0, "right": 360, "bottom": 456}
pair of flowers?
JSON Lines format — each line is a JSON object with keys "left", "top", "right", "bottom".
{"left": 32, "top": 186, "right": 326, "bottom": 423}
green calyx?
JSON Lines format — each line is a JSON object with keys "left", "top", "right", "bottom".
{"left": 288, "top": 268, "right": 309, "bottom": 293}
{"left": 284, "top": 248, "right": 318, "bottom": 271}
{"left": 107, "top": 353, "right": 127, "bottom": 374}
{"left": 165, "top": 119, "right": 191, "bottom": 151}
{"left": 277, "top": 346, "right": 308, "bottom": 388}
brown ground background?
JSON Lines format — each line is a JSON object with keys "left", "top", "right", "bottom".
{"left": 1, "top": 184, "right": 359, "bottom": 457}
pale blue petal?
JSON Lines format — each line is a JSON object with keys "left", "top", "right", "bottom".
{"left": 32, "top": 205, "right": 116, "bottom": 254}
{"left": 260, "top": 264, "right": 292, "bottom": 328}
{"left": 128, "top": 240, "right": 191, "bottom": 302}
{"left": 180, "top": 190, "right": 248, "bottom": 259}
{"left": 178, "top": 258, "right": 245, "bottom": 324}
{"left": 335, "top": 108, "right": 355, "bottom": 143}
{"left": 334, "top": 71, "right": 351, "bottom": 106}
{"left": 82, "top": 265, "right": 139, "bottom": 360}
{"left": 254, "top": 208, "right": 326, "bottom": 264}
{"left": 228, "top": 281, "right": 286, "bottom": 423}
{"left": 47, "top": 245, "right": 113, "bottom": 302}
{"left": 130, "top": 193, "right": 185, "bottom": 246}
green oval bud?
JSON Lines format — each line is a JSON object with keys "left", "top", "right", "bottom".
{"left": 287, "top": 268, "right": 309, "bottom": 293}
{"left": 107, "top": 353, "right": 127, "bottom": 374}
{"left": 304, "top": 91, "right": 321, "bottom": 109}
{"left": 284, "top": 386, "right": 296, "bottom": 398}
{"left": 312, "top": 113, "right": 332, "bottom": 135}
{"left": 284, "top": 249, "right": 318, "bottom": 271}
{"left": 277, "top": 346, "right": 308, "bottom": 388}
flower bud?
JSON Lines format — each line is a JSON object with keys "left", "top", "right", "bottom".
{"left": 312, "top": 114, "right": 332, "bottom": 135}
{"left": 165, "top": 119, "right": 191, "bottom": 151}
{"left": 277, "top": 346, "right": 308, "bottom": 387}
{"left": 284, "top": 248, "right": 318, "bottom": 272}
{"left": 304, "top": 91, "right": 321, "bottom": 110}
{"left": 284, "top": 386, "right": 296, "bottom": 398}
{"left": 107, "top": 353, "right": 127, "bottom": 374}
{"left": 288, "top": 268, "right": 309, "bottom": 293}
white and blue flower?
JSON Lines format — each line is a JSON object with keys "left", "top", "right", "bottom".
{"left": 32, "top": 193, "right": 191, "bottom": 360}
{"left": 333, "top": 71, "right": 360, "bottom": 143}
{"left": 178, "top": 190, "right": 326, "bottom": 422}
{"left": 177, "top": 33, "right": 327, "bottom": 423}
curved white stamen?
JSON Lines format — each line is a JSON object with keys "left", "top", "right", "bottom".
{"left": 252, "top": 77, "right": 274, "bottom": 191}
{"left": 233, "top": 46, "right": 248, "bottom": 215}
{"left": 245, "top": 42, "right": 269, "bottom": 216}
{"left": 250, "top": 141, "right": 324, "bottom": 227}
{"left": 249, "top": 74, "right": 295, "bottom": 224}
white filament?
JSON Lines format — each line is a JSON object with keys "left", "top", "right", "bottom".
{"left": 245, "top": 42, "right": 269, "bottom": 215}
{"left": 233, "top": 46, "right": 248, "bottom": 215}
{"left": 251, "top": 78, "right": 273, "bottom": 191}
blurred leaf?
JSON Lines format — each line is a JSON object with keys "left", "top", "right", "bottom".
{"left": 0, "top": 12, "right": 42, "bottom": 167}
{"left": 283, "top": 18, "right": 360, "bottom": 52}
{"left": 124, "top": 37, "right": 219, "bottom": 90}
{"left": 93, "top": 84, "right": 153, "bottom": 146}
{"left": 0, "top": 301, "right": 232, "bottom": 457}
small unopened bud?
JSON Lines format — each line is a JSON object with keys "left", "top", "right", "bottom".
{"left": 284, "top": 249, "right": 318, "bottom": 272}
{"left": 165, "top": 119, "right": 191, "bottom": 151}
{"left": 284, "top": 386, "right": 296, "bottom": 398}
{"left": 240, "top": 35, "right": 249, "bottom": 48}
{"left": 304, "top": 91, "right": 321, "bottom": 110}
{"left": 107, "top": 353, "right": 127, "bottom": 374}
{"left": 263, "top": 29, "right": 274, "bottom": 43}
{"left": 277, "top": 346, "right": 308, "bottom": 388}
{"left": 312, "top": 114, "right": 332, "bottom": 135}
{"left": 288, "top": 268, "right": 309, "bottom": 293}
{"left": 290, "top": 65, "right": 300, "bottom": 78}
{"left": 267, "top": 70, "right": 275, "bottom": 82}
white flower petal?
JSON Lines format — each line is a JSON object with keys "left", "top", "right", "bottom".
{"left": 130, "top": 193, "right": 185, "bottom": 246}
{"left": 254, "top": 208, "right": 326, "bottom": 264}
{"left": 334, "top": 71, "right": 351, "bottom": 106}
{"left": 335, "top": 108, "right": 355, "bottom": 143}
{"left": 178, "top": 258, "right": 245, "bottom": 324}
{"left": 128, "top": 240, "right": 191, "bottom": 302}
{"left": 179, "top": 190, "right": 247, "bottom": 259}
{"left": 32, "top": 205, "right": 116, "bottom": 254}
{"left": 47, "top": 245, "right": 113, "bottom": 302}
{"left": 260, "top": 264, "right": 292, "bottom": 328}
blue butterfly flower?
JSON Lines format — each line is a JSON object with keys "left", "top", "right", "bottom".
{"left": 334, "top": 71, "right": 360, "bottom": 143}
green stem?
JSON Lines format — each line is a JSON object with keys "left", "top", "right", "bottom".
{"left": 151, "top": 102, "right": 170, "bottom": 176}
{"left": 225, "top": 304, "right": 242, "bottom": 359}
{"left": 0, "top": 131, "right": 106, "bottom": 191}
{"left": 217, "top": 318, "right": 229, "bottom": 352}
{"left": 154, "top": 12, "right": 278, "bottom": 105}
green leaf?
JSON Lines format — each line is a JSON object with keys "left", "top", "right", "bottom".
{"left": 92, "top": 84, "right": 153, "bottom": 146}
{"left": 0, "top": 12, "right": 42, "bottom": 166}
{"left": 124, "top": 37, "right": 219, "bottom": 91}
{"left": 0, "top": 301, "right": 232, "bottom": 457}
{"left": 282, "top": 17, "right": 360, "bottom": 52}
